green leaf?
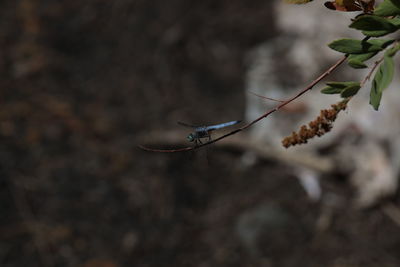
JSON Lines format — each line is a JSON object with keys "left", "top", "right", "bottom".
{"left": 350, "top": 15, "right": 399, "bottom": 37}
{"left": 348, "top": 52, "right": 378, "bottom": 61}
{"left": 361, "top": 30, "right": 393, "bottom": 38}
{"left": 348, "top": 59, "right": 368, "bottom": 68}
{"left": 328, "top": 39, "right": 376, "bottom": 54}
{"left": 368, "top": 39, "right": 396, "bottom": 48}
{"left": 321, "top": 81, "right": 360, "bottom": 95}
{"left": 390, "top": 0, "right": 400, "bottom": 9}
{"left": 374, "top": 0, "right": 400, "bottom": 16}
{"left": 347, "top": 52, "right": 378, "bottom": 68}
{"left": 370, "top": 82, "right": 381, "bottom": 110}
{"left": 350, "top": 15, "right": 397, "bottom": 31}
{"left": 321, "top": 86, "right": 344, "bottom": 94}
{"left": 389, "top": 17, "right": 400, "bottom": 27}
{"left": 385, "top": 43, "right": 400, "bottom": 57}
{"left": 341, "top": 85, "right": 361, "bottom": 98}
{"left": 380, "top": 56, "right": 395, "bottom": 90}
{"left": 370, "top": 55, "right": 395, "bottom": 110}
{"left": 328, "top": 39, "right": 394, "bottom": 54}
{"left": 326, "top": 81, "right": 361, "bottom": 89}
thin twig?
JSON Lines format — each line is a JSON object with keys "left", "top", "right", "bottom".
{"left": 139, "top": 55, "right": 348, "bottom": 153}
{"left": 248, "top": 91, "right": 286, "bottom": 103}
{"left": 360, "top": 57, "right": 384, "bottom": 87}
{"left": 138, "top": 130, "right": 335, "bottom": 172}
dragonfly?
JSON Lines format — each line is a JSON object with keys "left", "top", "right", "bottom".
{"left": 178, "top": 120, "right": 241, "bottom": 146}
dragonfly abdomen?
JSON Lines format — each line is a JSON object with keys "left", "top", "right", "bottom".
{"left": 205, "top": 120, "right": 242, "bottom": 131}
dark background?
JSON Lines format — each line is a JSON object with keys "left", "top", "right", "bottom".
{"left": 1, "top": 0, "right": 400, "bottom": 266}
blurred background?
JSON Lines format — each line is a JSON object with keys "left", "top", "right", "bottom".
{"left": 1, "top": 0, "right": 400, "bottom": 266}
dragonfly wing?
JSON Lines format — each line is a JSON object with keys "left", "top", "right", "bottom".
{"left": 177, "top": 121, "right": 199, "bottom": 128}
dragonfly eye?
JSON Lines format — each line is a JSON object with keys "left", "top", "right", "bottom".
{"left": 187, "top": 134, "right": 195, "bottom": 142}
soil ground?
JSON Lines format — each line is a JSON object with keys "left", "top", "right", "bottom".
{"left": 1, "top": 1, "right": 400, "bottom": 266}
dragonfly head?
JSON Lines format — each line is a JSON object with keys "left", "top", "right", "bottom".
{"left": 187, "top": 133, "right": 196, "bottom": 142}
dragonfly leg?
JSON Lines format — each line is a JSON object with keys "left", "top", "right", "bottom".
{"left": 204, "top": 131, "right": 212, "bottom": 142}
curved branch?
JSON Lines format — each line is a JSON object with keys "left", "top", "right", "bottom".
{"left": 140, "top": 55, "right": 348, "bottom": 153}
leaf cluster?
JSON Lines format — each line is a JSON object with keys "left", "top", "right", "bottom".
{"left": 320, "top": 0, "right": 400, "bottom": 110}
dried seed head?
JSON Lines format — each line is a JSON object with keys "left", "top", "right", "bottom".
{"left": 282, "top": 99, "right": 348, "bottom": 148}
